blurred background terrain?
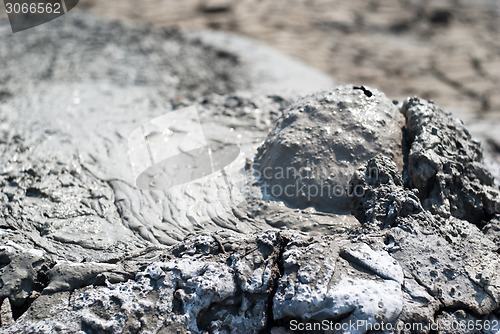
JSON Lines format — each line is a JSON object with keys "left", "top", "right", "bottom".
{"left": 78, "top": 0, "right": 500, "bottom": 117}
{"left": 2, "top": 0, "right": 500, "bottom": 174}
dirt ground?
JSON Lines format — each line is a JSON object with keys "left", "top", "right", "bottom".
{"left": 77, "top": 0, "right": 500, "bottom": 118}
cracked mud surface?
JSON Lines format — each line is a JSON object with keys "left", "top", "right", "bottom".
{"left": 1, "top": 10, "right": 500, "bottom": 334}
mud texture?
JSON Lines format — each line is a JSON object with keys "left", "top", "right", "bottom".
{"left": 402, "top": 98, "right": 500, "bottom": 225}
{"left": 255, "top": 86, "right": 404, "bottom": 213}
{"left": 1, "top": 12, "right": 500, "bottom": 334}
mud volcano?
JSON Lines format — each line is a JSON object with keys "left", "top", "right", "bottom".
{"left": 1, "top": 13, "right": 500, "bottom": 334}
{"left": 255, "top": 86, "right": 404, "bottom": 213}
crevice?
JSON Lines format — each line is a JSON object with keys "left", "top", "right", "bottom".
{"left": 462, "top": 270, "right": 497, "bottom": 306}
{"left": 11, "top": 260, "right": 56, "bottom": 320}
{"left": 261, "top": 232, "right": 289, "bottom": 332}
{"left": 100, "top": 245, "right": 163, "bottom": 264}
{"left": 339, "top": 248, "right": 397, "bottom": 282}
{"left": 408, "top": 271, "right": 440, "bottom": 303}
{"left": 401, "top": 125, "right": 412, "bottom": 187}
{"left": 197, "top": 293, "right": 243, "bottom": 331}
{"left": 68, "top": 290, "right": 73, "bottom": 308}
{"left": 25, "top": 187, "right": 48, "bottom": 199}
{"left": 433, "top": 305, "right": 486, "bottom": 322}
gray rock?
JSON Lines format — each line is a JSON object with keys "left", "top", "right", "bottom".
{"left": 0, "top": 298, "right": 14, "bottom": 329}
{"left": 483, "top": 216, "right": 500, "bottom": 247}
{"left": 7, "top": 232, "right": 282, "bottom": 333}
{"left": 273, "top": 236, "right": 404, "bottom": 331}
{"left": 351, "top": 156, "right": 500, "bottom": 330}
{"left": 349, "top": 156, "right": 423, "bottom": 228}
{"left": 7, "top": 232, "right": 405, "bottom": 334}
{"left": 436, "top": 310, "right": 500, "bottom": 334}
{"left": 0, "top": 244, "right": 53, "bottom": 311}
{"left": 44, "top": 262, "right": 131, "bottom": 293}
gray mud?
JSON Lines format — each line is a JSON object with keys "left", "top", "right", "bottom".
{"left": 1, "top": 12, "right": 500, "bottom": 334}
{"left": 402, "top": 98, "right": 500, "bottom": 225}
{"left": 255, "top": 86, "right": 404, "bottom": 213}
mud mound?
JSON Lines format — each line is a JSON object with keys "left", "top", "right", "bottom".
{"left": 255, "top": 86, "right": 404, "bottom": 213}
